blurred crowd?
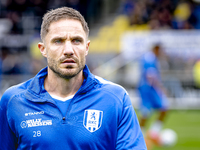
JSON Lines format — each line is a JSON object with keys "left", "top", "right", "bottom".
{"left": 0, "top": 0, "right": 103, "bottom": 34}
{"left": 121, "top": 0, "right": 200, "bottom": 29}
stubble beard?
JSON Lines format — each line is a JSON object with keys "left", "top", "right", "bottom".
{"left": 47, "top": 57, "right": 85, "bottom": 79}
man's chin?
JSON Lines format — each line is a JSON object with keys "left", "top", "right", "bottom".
{"left": 58, "top": 72, "right": 76, "bottom": 79}
{"left": 59, "top": 68, "right": 80, "bottom": 79}
{"left": 61, "top": 63, "right": 76, "bottom": 69}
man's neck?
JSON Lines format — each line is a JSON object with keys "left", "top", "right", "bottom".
{"left": 44, "top": 69, "right": 84, "bottom": 98}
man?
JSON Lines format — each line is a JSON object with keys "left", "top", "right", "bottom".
{"left": 137, "top": 44, "right": 169, "bottom": 146}
{"left": 0, "top": 7, "right": 147, "bottom": 149}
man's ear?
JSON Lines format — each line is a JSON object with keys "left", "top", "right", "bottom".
{"left": 38, "top": 42, "right": 47, "bottom": 57}
{"left": 85, "top": 40, "right": 90, "bottom": 56}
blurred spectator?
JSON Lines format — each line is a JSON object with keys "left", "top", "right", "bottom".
{"left": 150, "top": 0, "right": 174, "bottom": 29}
{"left": 47, "top": 0, "right": 67, "bottom": 9}
{"left": 1, "top": 51, "right": 28, "bottom": 74}
{"left": 172, "top": 1, "right": 194, "bottom": 29}
{"left": 121, "top": 0, "right": 135, "bottom": 16}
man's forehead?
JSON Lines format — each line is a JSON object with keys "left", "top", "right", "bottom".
{"left": 49, "top": 19, "right": 83, "bottom": 30}
{"left": 48, "top": 19, "right": 86, "bottom": 37}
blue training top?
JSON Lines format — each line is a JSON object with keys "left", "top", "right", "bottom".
{"left": 0, "top": 65, "right": 147, "bottom": 150}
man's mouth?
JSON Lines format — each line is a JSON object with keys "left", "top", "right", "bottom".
{"left": 62, "top": 59, "right": 76, "bottom": 63}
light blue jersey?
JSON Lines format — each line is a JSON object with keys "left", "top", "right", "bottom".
{"left": 138, "top": 52, "right": 168, "bottom": 116}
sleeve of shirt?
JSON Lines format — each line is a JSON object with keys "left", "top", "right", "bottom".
{"left": 116, "top": 93, "right": 147, "bottom": 150}
{"left": 0, "top": 90, "right": 18, "bottom": 149}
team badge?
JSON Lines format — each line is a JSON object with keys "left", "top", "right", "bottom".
{"left": 83, "top": 109, "right": 103, "bottom": 132}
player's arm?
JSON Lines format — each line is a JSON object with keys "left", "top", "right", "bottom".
{"left": 146, "top": 67, "right": 160, "bottom": 86}
{"left": 146, "top": 67, "right": 167, "bottom": 94}
{"left": 115, "top": 93, "right": 147, "bottom": 150}
{"left": 0, "top": 91, "right": 18, "bottom": 149}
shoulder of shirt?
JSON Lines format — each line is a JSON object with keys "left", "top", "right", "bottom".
{"left": 93, "top": 76, "right": 132, "bottom": 108}
{"left": 143, "top": 51, "right": 156, "bottom": 62}
{"left": 0, "top": 78, "right": 33, "bottom": 104}
{"left": 94, "top": 75, "right": 129, "bottom": 95}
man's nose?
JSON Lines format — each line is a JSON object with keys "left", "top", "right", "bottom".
{"left": 64, "top": 41, "right": 74, "bottom": 55}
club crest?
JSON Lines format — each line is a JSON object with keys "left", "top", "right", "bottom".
{"left": 83, "top": 109, "right": 103, "bottom": 132}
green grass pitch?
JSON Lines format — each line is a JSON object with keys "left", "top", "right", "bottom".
{"left": 136, "top": 109, "right": 200, "bottom": 150}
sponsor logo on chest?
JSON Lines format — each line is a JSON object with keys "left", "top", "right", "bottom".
{"left": 25, "top": 111, "right": 44, "bottom": 116}
{"left": 20, "top": 119, "right": 52, "bottom": 128}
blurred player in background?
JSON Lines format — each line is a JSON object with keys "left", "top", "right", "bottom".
{"left": 137, "top": 44, "right": 169, "bottom": 147}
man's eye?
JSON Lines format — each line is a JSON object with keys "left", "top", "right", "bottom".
{"left": 54, "top": 39, "right": 62, "bottom": 43}
{"left": 73, "top": 39, "right": 81, "bottom": 44}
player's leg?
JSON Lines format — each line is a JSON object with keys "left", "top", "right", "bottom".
{"left": 138, "top": 86, "right": 152, "bottom": 134}
{"left": 147, "top": 89, "right": 169, "bottom": 145}
{"left": 138, "top": 86, "right": 155, "bottom": 150}
{"left": 138, "top": 103, "right": 153, "bottom": 150}
{"left": 158, "top": 109, "right": 167, "bottom": 122}
{"left": 152, "top": 94, "right": 168, "bottom": 132}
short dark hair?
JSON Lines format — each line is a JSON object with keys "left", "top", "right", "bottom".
{"left": 40, "top": 7, "right": 89, "bottom": 41}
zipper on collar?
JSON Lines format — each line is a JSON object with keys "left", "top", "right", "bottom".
{"left": 64, "top": 80, "right": 97, "bottom": 118}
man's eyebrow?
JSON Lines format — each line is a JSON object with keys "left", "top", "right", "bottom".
{"left": 71, "top": 35, "right": 84, "bottom": 40}
{"left": 50, "top": 36, "right": 64, "bottom": 42}
{"left": 50, "top": 35, "right": 84, "bottom": 41}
